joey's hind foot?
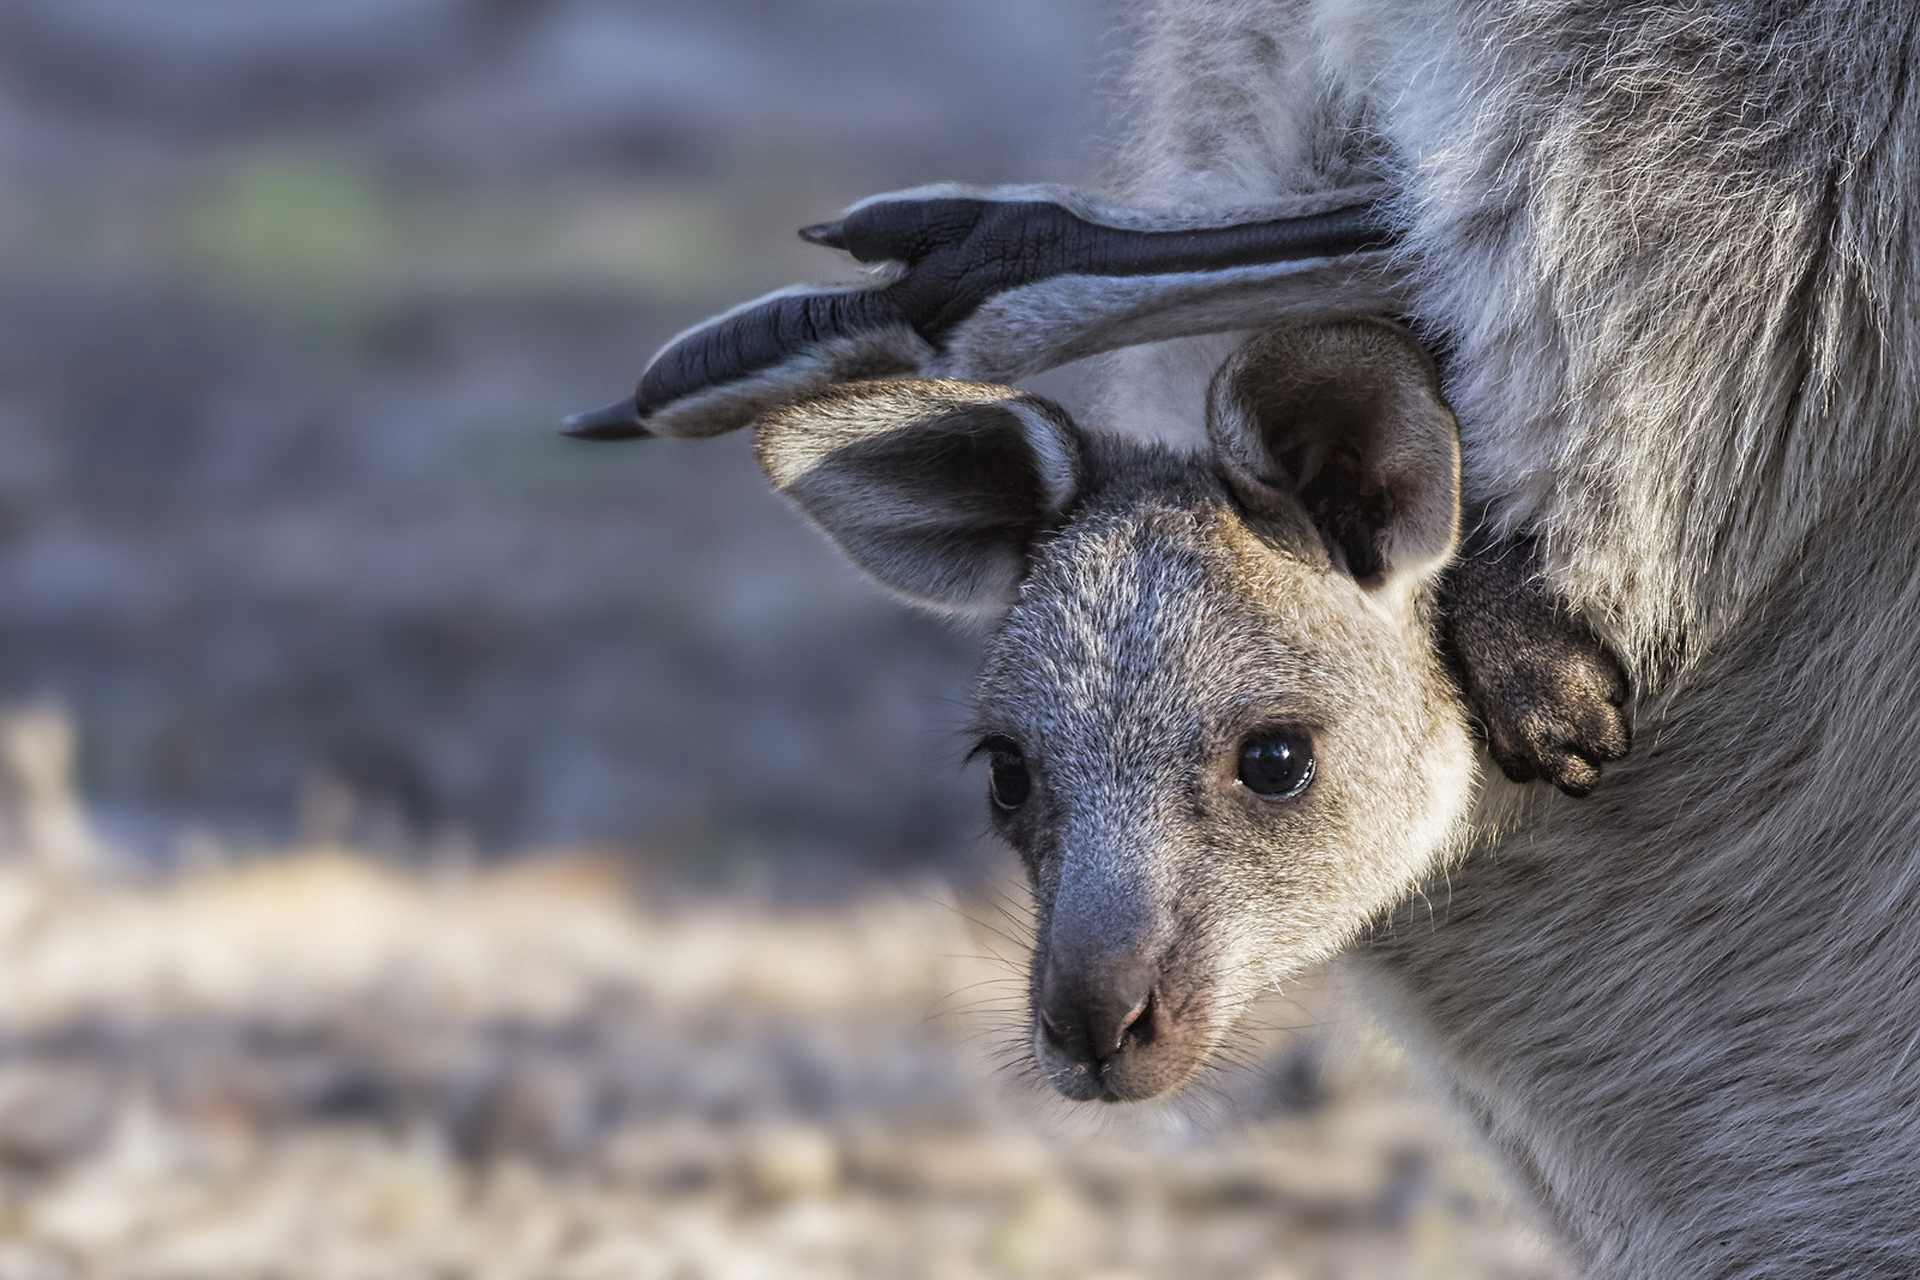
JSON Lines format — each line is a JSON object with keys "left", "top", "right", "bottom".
{"left": 1441, "top": 532, "right": 1631, "bottom": 798}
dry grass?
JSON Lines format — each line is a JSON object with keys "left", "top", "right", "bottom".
{"left": 0, "top": 848, "right": 1571, "bottom": 1279}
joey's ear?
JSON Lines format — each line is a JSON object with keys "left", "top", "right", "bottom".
{"left": 756, "top": 379, "right": 1083, "bottom": 615}
{"left": 1206, "top": 319, "right": 1459, "bottom": 593}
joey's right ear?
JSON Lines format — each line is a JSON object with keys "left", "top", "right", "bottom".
{"left": 1207, "top": 319, "right": 1460, "bottom": 597}
{"left": 755, "top": 379, "right": 1083, "bottom": 615}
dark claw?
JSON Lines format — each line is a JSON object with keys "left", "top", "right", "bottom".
{"left": 798, "top": 220, "right": 848, "bottom": 250}
{"left": 1477, "top": 657, "right": 1633, "bottom": 796}
{"left": 560, "top": 396, "right": 651, "bottom": 441}
{"left": 1541, "top": 752, "right": 1602, "bottom": 798}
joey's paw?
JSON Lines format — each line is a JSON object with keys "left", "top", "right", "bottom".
{"left": 1469, "top": 624, "right": 1631, "bottom": 798}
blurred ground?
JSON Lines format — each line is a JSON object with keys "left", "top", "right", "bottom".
{"left": 0, "top": 712, "right": 1573, "bottom": 1278}
{"left": 0, "top": 840, "right": 1569, "bottom": 1279}
{"left": 0, "top": 2, "right": 1576, "bottom": 1275}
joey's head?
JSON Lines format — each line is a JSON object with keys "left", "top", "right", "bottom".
{"left": 757, "top": 320, "right": 1475, "bottom": 1103}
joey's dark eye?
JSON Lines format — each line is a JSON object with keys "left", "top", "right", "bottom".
{"left": 978, "top": 735, "right": 1030, "bottom": 810}
{"left": 1236, "top": 730, "right": 1314, "bottom": 799}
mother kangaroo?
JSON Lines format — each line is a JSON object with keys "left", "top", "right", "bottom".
{"left": 569, "top": 3, "right": 1920, "bottom": 1274}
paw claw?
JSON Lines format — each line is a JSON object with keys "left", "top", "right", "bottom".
{"left": 1486, "top": 690, "right": 1630, "bottom": 797}
{"left": 1547, "top": 757, "right": 1600, "bottom": 798}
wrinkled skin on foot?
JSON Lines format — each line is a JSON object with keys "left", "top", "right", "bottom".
{"left": 1441, "top": 529, "right": 1632, "bottom": 797}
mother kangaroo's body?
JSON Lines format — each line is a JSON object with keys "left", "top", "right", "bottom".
{"left": 572, "top": 2, "right": 1920, "bottom": 1274}
{"left": 1117, "top": 3, "right": 1920, "bottom": 1274}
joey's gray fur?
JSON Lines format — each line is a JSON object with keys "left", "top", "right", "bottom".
{"left": 1084, "top": 2, "right": 1920, "bottom": 1276}
{"left": 978, "top": 447, "right": 1474, "bottom": 1103}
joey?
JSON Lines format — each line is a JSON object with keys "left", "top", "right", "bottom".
{"left": 758, "top": 318, "right": 1617, "bottom": 1101}
{"left": 562, "top": 0, "right": 1920, "bottom": 1262}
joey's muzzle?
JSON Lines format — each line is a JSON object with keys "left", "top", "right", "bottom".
{"left": 1030, "top": 865, "right": 1212, "bottom": 1102}
{"left": 1032, "top": 941, "right": 1214, "bottom": 1103}
{"left": 1034, "top": 947, "right": 1159, "bottom": 1101}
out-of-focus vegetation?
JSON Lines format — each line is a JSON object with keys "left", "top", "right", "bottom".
{"left": 0, "top": 0, "right": 1103, "bottom": 880}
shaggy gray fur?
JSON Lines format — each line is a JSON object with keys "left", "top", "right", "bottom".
{"left": 1091, "top": 1, "right": 1920, "bottom": 1275}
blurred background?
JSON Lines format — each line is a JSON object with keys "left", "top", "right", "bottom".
{"left": 0, "top": 0, "right": 1568, "bottom": 1274}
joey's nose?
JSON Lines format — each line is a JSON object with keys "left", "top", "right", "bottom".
{"left": 1038, "top": 983, "right": 1155, "bottom": 1063}
{"left": 1036, "top": 957, "right": 1161, "bottom": 1093}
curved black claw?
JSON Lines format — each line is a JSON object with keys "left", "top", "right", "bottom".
{"left": 1441, "top": 531, "right": 1633, "bottom": 798}
{"left": 560, "top": 396, "right": 650, "bottom": 441}
{"left": 797, "top": 220, "right": 847, "bottom": 250}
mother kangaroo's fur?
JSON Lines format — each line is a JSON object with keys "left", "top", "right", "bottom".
{"left": 1100, "top": 1, "right": 1920, "bottom": 1274}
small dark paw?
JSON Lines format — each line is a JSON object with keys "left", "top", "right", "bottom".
{"left": 1476, "top": 636, "right": 1631, "bottom": 797}
{"left": 1440, "top": 532, "right": 1633, "bottom": 799}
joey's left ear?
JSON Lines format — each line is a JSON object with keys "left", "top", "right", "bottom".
{"left": 1206, "top": 319, "right": 1460, "bottom": 593}
{"left": 755, "top": 379, "right": 1084, "bottom": 616}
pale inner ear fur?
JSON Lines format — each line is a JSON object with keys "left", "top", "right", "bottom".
{"left": 755, "top": 379, "right": 1084, "bottom": 616}
{"left": 1206, "top": 319, "right": 1460, "bottom": 597}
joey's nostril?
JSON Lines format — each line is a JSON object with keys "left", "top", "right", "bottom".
{"left": 1038, "top": 1008, "right": 1072, "bottom": 1054}
{"left": 1115, "top": 989, "right": 1157, "bottom": 1050}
